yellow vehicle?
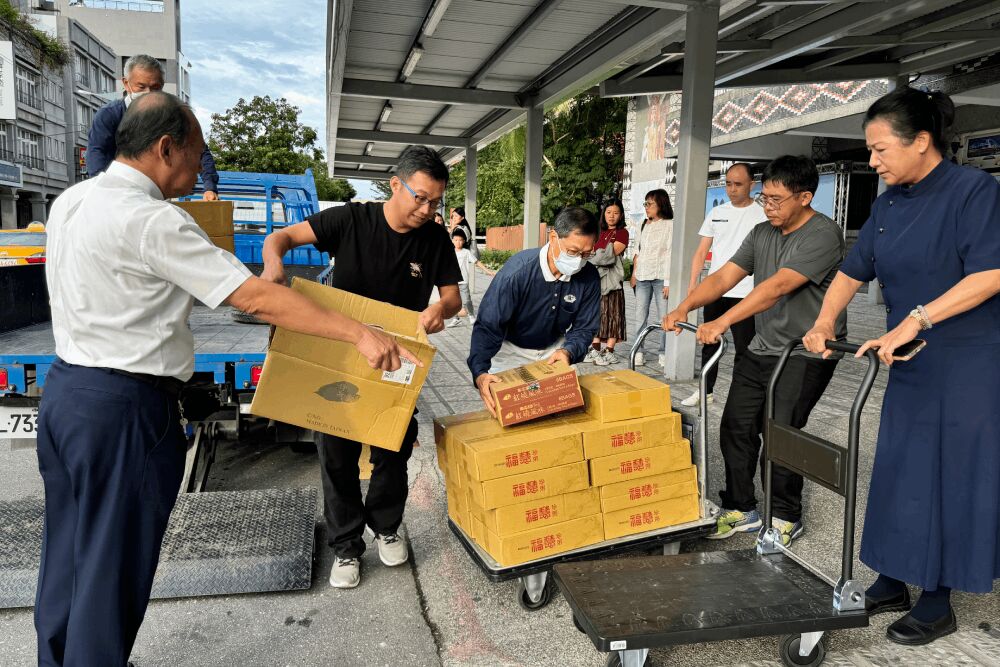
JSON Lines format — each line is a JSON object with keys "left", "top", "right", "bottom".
{"left": 0, "top": 222, "right": 46, "bottom": 267}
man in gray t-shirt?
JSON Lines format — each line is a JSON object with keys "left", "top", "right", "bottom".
{"left": 663, "top": 155, "right": 846, "bottom": 545}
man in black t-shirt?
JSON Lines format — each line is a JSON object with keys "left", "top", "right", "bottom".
{"left": 261, "top": 146, "right": 462, "bottom": 589}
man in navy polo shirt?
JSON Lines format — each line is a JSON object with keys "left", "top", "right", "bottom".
{"left": 468, "top": 206, "right": 601, "bottom": 414}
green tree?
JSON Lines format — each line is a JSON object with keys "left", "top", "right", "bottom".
{"left": 310, "top": 159, "right": 356, "bottom": 201}
{"left": 209, "top": 96, "right": 322, "bottom": 174}
{"left": 372, "top": 179, "right": 393, "bottom": 200}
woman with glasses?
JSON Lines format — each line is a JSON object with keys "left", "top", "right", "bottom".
{"left": 804, "top": 87, "right": 1000, "bottom": 646}
{"left": 629, "top": 188, "right": 673, "bottom": 367}
{"left": 586, "top": 199, "right": 630, "bottom": 366}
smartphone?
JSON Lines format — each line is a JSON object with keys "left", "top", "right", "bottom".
{"left": 892, "top": 339, "right": 926, "bottom": 361}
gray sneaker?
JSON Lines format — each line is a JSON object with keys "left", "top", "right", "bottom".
{"left": 446, "top": 317, "right": 463, "bottom": 328}
{"left": 595, "top": 349, "right": 619, "bottom": 366}
{"left": 329, "top": 556, "right": 361, "bottom": 589}
{"left": 584, "top": 348, "right": 601, "bottom": 363}
{"left": 375, "top": 532, "right": 409, "bottom": 566}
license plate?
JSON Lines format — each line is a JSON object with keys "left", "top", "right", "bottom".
{"left": 0, "top": 405, "right": 39, "bottom": 438}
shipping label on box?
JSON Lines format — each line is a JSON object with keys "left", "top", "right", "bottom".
{"left": 484, "top": 514, "right": 605, "bottom": 567}
{"left": 603, "top": 494, "right": 700, "bottom": 540}
{"left": 562, "top": 411, "right": 683, "bottom": 459}
{"left": 579, "top": 370, "right": 671, "bottom": 423}
{"left": 599, "top": 466, "right": 697, "bottom": 513}
{"left": 250, "top": 280, "right": 436, "bottom": 451}
{"left": 588, "top": 440, "right": 691, "bottom": 487}
{"left": 468, "top": 460, "right": 590, "bottom": 510}
{"left": 460, "top": 417, "right": 583, "bottom": 482}
{"left": 482, "top": 487, "right": 600, "bottom": 536}
{"left": 489, "top": 361, "right": 584, "bottom": 426}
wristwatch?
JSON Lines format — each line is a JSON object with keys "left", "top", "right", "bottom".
{"left": 908, "top": 306, "right": 932, "bottom": 331}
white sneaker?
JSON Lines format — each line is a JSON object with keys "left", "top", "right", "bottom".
{"left": 633, "top": 351, "right": 645, "bottom": 367}
{"left": 375, "top": 532, "right": 409, "bottom": 566}
{"left": 595, "top": 349, "right": 619, "bottom": 366}
{"left": 446, "top": 317, "right": 463, "bottom": 328}
{"left": 584, "top": 348, "right": 601, "bottom": 363}
{"left": 681, "top": 390, "right": 713, "bottom": 407}
{"left": 329, "top": 556, "right": 361, "bottom": 588}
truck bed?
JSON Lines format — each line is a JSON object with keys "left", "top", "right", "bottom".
{"left": 0, "top": 306, "right": 270, "bottom": 358}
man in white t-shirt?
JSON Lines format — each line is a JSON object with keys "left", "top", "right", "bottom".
{"left": 681, "top": 163, "right": 767, "bottom": 406}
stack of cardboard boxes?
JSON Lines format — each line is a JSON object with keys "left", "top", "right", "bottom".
{"left": 436, "top": 369, "right": 699, "bottom": 567}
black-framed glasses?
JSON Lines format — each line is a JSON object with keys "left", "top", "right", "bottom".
{"left": 400, "top": 179, "right": 444, "bottom": 210}
{"left": 754, "top": 192, "right": 801, "bottom": 209}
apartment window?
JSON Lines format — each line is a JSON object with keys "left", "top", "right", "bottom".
{"left": 0, "top": 124, "right": 14, "bottom": 162}
{"left": 45, "top": 136, "right": 66, "bottom": 163}
{"left": 101, "top": 71, "right": 115, "bottom": 94}
{"left": 16, "top": 65, "right": 41, "bottom": 110}
{"left": 74, "top": 51, "right": 90, "bottom": 86}
{"left": 43, "top": 77, "right": 64, "bottom": 106}
{"left": 76, "top": 101, "right": 94, "bottom": 130}
{"left": 17, "top": 128, "right": 43, "bottom": 170}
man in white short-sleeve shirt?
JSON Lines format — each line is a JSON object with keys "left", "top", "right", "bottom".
{"left": 681, "top": 163, "right": 767, "bottom": 406}
{"left": 35, "top": 92, "right": 417, "bottom": 666}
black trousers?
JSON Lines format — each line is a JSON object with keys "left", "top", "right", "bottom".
{"left": 35, "top": 360, "right": 185, "bottom": 667}
{"left": 719, "top": 351, "right": 837, "bottom": 523}
{"left": 702, "top": 296, "right": 756, "bottom": 394}
{"left": 315, "top": 416, "right": 417, "bottom": 558}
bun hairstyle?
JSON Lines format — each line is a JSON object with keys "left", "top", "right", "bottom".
{"left": 863, "top": 87, "right": 956, "bottom": 155}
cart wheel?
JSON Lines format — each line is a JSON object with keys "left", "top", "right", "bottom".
{"left": 516, "top": 577, "right": 552, "bottom": 611}
{"left": 780, "top": 634, "right": 826, "bottom": 667}
{"left": 605, "top": 653, "right": 651, "bottom": 667}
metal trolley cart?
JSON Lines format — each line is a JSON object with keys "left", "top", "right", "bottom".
{"left": 554, "top": 339, "right": 879, "bottom": 667}
{"left": 447, "top": 323, "right": 725, "bottom": 611}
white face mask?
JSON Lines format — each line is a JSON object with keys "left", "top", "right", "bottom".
{"left": 553, "top": 238, "right": 584, "bottom": 277}
{"left": 124, "top": 89, "right": 150, "bottom": 108}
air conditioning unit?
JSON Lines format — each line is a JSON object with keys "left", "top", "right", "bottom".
{"left": 36, "top": 0, "right": 55, "bottom": 10}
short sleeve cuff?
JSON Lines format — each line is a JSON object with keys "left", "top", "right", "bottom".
{"left": 200, "top": 256, "right": 253, "bottom": 309}
{"left": 838, "top": 252, "right": 876, "bottom": 283}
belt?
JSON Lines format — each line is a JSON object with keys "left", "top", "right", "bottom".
{"left": 107, "top": 368, "right": 185, "bottom": 398}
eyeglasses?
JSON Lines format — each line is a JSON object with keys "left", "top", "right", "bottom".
{"left": 643, "top": 201, "right": 655, "bottom": 207}
{"left": 556, "top": 237, "right": 594, "bottom": 260}
{"left": 399, "top": 179, "right": 443, "bottom": 210}
{"left": 754, "top": 192, "right": 801, "bottom": 209}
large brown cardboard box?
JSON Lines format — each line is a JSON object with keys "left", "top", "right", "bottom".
{"left": 561, "top": 411, "right": 683, "bottom": 459}
{"left": 489, "top": 361, "right": 584, "bottom": 426}
{"left": 578, "top": 370, "right": 671, "bottom": 423}
{"left": 467, "top": 460, "right": 590, "bottom": 510}
{"left": 599, "top": 466, "right": 697, "bottom": 513}
{"left": 174, "top": 200, "right": 235, "bottom": 252}
{"left": 460, "top": 417, "right": 583, "bottom": 482}
{"left": 484, "top": 514, "right": 605, "bottom": 567}
{"left": 479, "top": 487, "right": 601, "bottom": 537}
{"left": 250, "top": 279, "right": 436, "bottom": 451}
{"left": 588, "top": 440, "right": 691, "bottom": 487}
{"left": 603, "top": 494, "right": 700, "bottom": 540}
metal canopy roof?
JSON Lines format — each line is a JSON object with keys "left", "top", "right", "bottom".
{"left": 326, "top": 0, "right": 1000, "bottom": 179}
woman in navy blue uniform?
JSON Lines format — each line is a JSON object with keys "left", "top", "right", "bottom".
{"left": 805, "top": 87, "right": 1000, "bottom": 646}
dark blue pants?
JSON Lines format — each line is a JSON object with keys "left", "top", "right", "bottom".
{"left": 34, "top": 360, "right": 185, "bottom": 667}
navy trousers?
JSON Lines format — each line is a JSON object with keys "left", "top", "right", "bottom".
{"left": 34, "top": 360, "right": 185, "bottom": 667}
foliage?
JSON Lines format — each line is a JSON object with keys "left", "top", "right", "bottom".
{"left": 478, "top": 249, "right": 515, "bottom": 270}
{"left": 447, "top": 127, "right": 526, "bottom": 229}
{"left": 622, "top": 257, "right": 633, "bottom": 282}
{"left": 310, "top": 159, "right": 356, "bottom": 201}
{"left": 372, "top": 179, "right": 393, "bottom": 200}
{"left": 0, "top": 0, "right": 69, "bottom": 70}
{"left": 209, "top": 96, "right": 323, "bottom": 174}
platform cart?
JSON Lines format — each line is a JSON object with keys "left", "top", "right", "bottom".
{"left": 553, "top": 339, "right": 879, "bottom": 666}
{"left": 447, "top": 323, "right": 726, "bottom": 611}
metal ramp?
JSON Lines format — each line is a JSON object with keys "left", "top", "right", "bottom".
{"left": 0, "top": 487, "right": 317, "bottom": 608}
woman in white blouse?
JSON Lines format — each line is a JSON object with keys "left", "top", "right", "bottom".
{"left": 629, "top": 188, "right": 673, "bottom": 366}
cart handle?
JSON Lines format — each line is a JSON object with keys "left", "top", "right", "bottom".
{"left": 630, "top": 322, "right": 727, "bottom": 515}
{"left": 763, "top": 339, "right": 879, "bottom": 586}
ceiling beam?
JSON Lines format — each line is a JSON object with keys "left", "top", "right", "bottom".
{"left": 714, "top": 0, "right": 902, "bottom": 83}
{"left": 324, "top": 0, "right": 354, "bottom": 173}
{"left": 337, "top": 128, "right": 471, "bottom": 148}
{"left": 332, "top": 168, "right": 394, "bottom": 181}
{"left": 339, "top": 79, "right": 524, "bottom": 108}
{"left": 899, "top": 40, "right": 1000, "bottom": 75}
{"left": 602, "top": 0, "right": 703, "bottom": 9}
{"left": 332, "top": 154, "right": 399, "bottom": 167}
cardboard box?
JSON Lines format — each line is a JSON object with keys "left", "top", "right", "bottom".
{"left": 599, "top": 466, "right": 697, "bottom": 513}
{"left": 588, "top": 440, "right": 691, "bottom": 487}
{"left": 446, "top": 488, "right": 469, "bottom": 530}
{"left": 434, "top": 411, "right": 492, "bottom": 447}
{"left": 603, "top": 494, "right": 700, "bottom": 540}
{"left": 174, "top": 200, "right": 235, "bottom": 252}
{"left": 578, "top": 370, "right": 671, "bottom": 423}
{"left": 468, "top": 460, "right": 590, "bottom": 510}
{"left": 460, "top": 417, "right": 583, "bottom": 482}
{"left": 484, "top": 514, "right": 605, "bottom": 567}
{"left": 435, "top": 442, "right": 447, "bottom": 473}
{"left": 489, "top": 361, "right": 584, "bottom": 426}
{"left": 562, "top": 411, "right": 683, "bottom": 459}
{"left": 250, "top": 279, "right": 436, "bottom": 451}
{"left": 480, "top": 488, "right": 601, "bottom": 536}
{"left": 471, "top": 515, "right": 487, "bottom": 545}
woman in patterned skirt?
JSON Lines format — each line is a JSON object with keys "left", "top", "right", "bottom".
{"left": 586, "top": 199, "right": 630, "bottom": 365}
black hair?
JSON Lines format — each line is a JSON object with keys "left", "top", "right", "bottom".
{"left": 762, "top": 155, "right": 819, "bottom": 195}
{"left": 599, "top": 198, "right": 625, "bottom": 231}
{"left": 552, "top": 206, "right": 598, "bottom": 238}
{"left": 451, "top": 227, "right": 468, "bottom": 247}
{"left": 644, "top": 188, "right": 673, "bottom": 219}
{"left": 396, "top": 145, "right": 449, "bottom": 184}
{"left": 726, "top": 162, "right": 753, "bottom": 181}
{"left": 115, "top": 91, "right": 192, "bottom": 159}
{"left": 452, "top": 206, "right": 466, "bottom": 218}
{"left": 863, "top": 86, "right": 956, "bottom": 155}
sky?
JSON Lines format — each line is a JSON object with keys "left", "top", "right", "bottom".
{"left": 181, "top": 0, "right": 377, "bottom": 199}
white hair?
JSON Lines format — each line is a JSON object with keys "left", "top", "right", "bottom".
{"left": 123, "top": 54, "right": 164, "bottom": 79}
